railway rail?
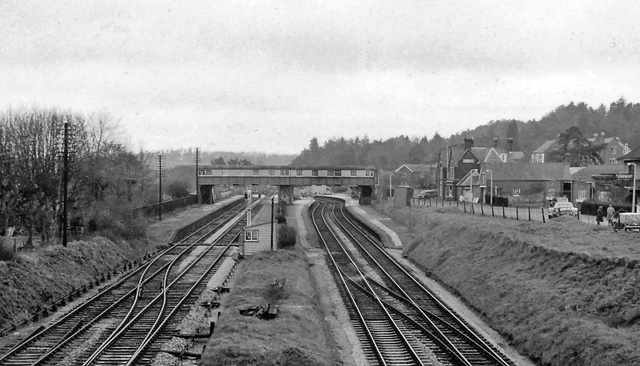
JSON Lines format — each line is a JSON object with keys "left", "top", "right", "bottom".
{"left": 310, "top": 197, "right": 516, "bottom": 366}
{"left": 0, "top": 196, "right": 263, "bottom": 366}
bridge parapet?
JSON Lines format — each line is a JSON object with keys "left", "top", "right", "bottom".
{"left": 198, "top": 165, "right": 377, "bottom": 204}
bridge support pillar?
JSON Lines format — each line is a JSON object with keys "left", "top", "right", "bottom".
{"left": 359, "top": 185, "right": 373, "bottom": 205}
{"left": 278, "top": 185, "right": 294, "bottom": 205}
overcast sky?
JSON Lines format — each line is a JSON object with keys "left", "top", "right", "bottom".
{"left": 2, "top": 1, "right": 640, "bottom": 154}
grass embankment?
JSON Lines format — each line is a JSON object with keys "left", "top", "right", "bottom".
{"left": 389, "top": 205, "right": 640, "bottom": 366}
{"left": 0, "top": 237, "right": 155, "bottom": 330}
{"left": 202, "top": 248, "right": 339, "bottom": 366}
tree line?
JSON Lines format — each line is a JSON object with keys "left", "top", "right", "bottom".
{"left": 291, "top": 97, "right": 640, "bottom": 169}
{"left": 0, "top": 107, "right": 157, "bottom": 247}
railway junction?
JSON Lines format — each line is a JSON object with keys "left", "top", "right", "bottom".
{"left": 2, "top": 190, "right": 640, "bottom": 365}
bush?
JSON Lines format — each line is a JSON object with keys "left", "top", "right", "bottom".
{"left": 334, "top": 186, "right": 348, "bottom": 193}
{"left": 89, "top": 199, "right": 147, "bottom": 240}
{"left": 276, "top": 214, "right": 287, "bottom": 224}
{"left": 0, "top": 242, "right": 16, "bottom": 261}
{"left": 278, "top": 225, "right": 297, "bottom": 249}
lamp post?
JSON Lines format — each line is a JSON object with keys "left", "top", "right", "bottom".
{"left": 486, "top": 169, "right": 493, "bottom": 206}
{"left": 469, "top": 169, "right": 478, "bottom": 202}
{"left": 270, "top": 197, "right": 275, "bottom": 251}
{"left": 631, "top": 163, "right": 637, "bottom": 213}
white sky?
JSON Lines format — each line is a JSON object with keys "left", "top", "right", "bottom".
{"left": 2, "top": 1, "right": 640, "bottom": 154}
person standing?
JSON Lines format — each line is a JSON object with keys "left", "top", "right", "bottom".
{"left": 606, "top": 204, "right": 615, "bottom": 227}
{"left": 596, "top": 206, "right": 604, "bottom": 225}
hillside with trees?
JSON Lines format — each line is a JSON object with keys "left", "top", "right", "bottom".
{"left": 291, "top": 97, "right": 640, "bottom": 169}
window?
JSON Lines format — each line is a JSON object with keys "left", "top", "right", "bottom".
{"left": 328, "top": 169, "right": 335, "bottom": 176}
{"left": 334, "top": 170, "right": 341, "bottom": 177}
{"left": 612, "top": 147, "right": 617, "bottom": 155}
{"left": 350, "top": 170, "right": 356, "bottom": 176}
{"left": 610, "top": 158, "right": 617, "bottom": 165}
{"left": 513, "top": 187, "right": 521, "bottom": 196}
{"left": 401, "top": 173, "right": 407, "bottom": 179}
{"left": 245, "top": 229, "right": 259, "bottom": 241}
{"left": 365, "top": 170, "right": 373, "bottom": 177}
{"left": 280, "top": 169, "right": 290, "bottom": 176}
{"left": 253, "top": 169, "right": 260, "bottom": 175}
{"left": 268, "top": 169, "right": 275, "bottom": 175}
{"left": 578, "top": 190, "right": 586, "bottom": 200}
{"left": 312, "top": 169, "right": 318, "bottom": 177}
{"left": 296, "top": 169, "right": 303, "bottom": 176}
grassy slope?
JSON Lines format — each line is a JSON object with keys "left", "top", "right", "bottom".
{"left": 391, "top": 205, "right": 640, "bottom": 366}
{"left": 202, "top": 248, "right": 338, "bottom": 366}
{"left": 0, "top": 237, "right": 155, "bottom": 330}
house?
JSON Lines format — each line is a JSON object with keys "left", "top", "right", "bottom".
{"left": 242, "top": 220, "right": 278, "bottom": 256}
{"left": 530, "top": 140, "right": 557, "bottom": 163}
{"left": 531, "top": 132, "right": 630, "bottom": 165}
{"left": 590, "top": 146, "right": 640, "bottom": 205}
{"left": 570, "top": 164, "right": 627, "bottom": 203}
{"left": 588, "top": 132, "right": 631, "bottom": 165}
{"left": 440, "top": 137, "right": 525, "bottom": 200}
{"left": 394, "top": 164, "right": 437, "bottom": 189}
{"left": 458, "top": 162, "right": 573, "bottom": 205}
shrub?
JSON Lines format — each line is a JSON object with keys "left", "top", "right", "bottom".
{"left": 0, "top": 242, "right": 16, "bottom": 261}
{"left": 278, "top": 225, "right": 297, "bottom": 249}
{"left": 276, "top": 214, "right": 287, "bottom": 224}
{"left": 88, "top": 200, "right": 147, "bottom": 240}
{"left": 334, "top": 186, "right": 348, "bottom": 193}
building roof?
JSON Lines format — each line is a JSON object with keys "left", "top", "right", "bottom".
{"left": 481, "top": 162, "right": 572, "bottom": 181}
{"left": 532, "top": 140, "right": 557, "bottom": 154}
{"left": 587, "top": 136, "right": 623, "bottom": 145}
{"left": 618, "top": 146, "right": 640, "bottom": 162}
{"left": 395, "top": 164, "right": 431, "bottom": 173}
{"left": 570, "top": 164, "right": 627, "bottom": 182}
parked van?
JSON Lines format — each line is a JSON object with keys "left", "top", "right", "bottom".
{"left": 417, "top": 190, "right": 438, "bottom": 199}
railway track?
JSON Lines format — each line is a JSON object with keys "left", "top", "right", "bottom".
{"left": 0, "top": 197, "right": 262, "bottom": 366}
{"left": 311, "top": 197, "right": 516, "bottom": 366}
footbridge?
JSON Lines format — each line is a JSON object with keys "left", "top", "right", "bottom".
{"left": 197, "top": 165, "right": 377, "bottom": 205}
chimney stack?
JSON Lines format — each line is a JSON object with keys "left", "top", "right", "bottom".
{"left": 493, "top": 138, "right": 499, "bottom": 148}
{"left": 507, "top": 138, "right": 514, "bottom": 152}
{"left": 464, "top": 137, "right": 474, "bottom": 149}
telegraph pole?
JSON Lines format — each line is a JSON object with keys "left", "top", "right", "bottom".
{"left": 157, "top": 154, "right": 165, "bottom": 220}
{"left": 270, "top": 197, "right": 274, "bottom": 251}
{"left": 195, "top": 147, "right": 200, "bottom": 204}
{"left": 62, "top": 120, "right": 69, "bottom": 246}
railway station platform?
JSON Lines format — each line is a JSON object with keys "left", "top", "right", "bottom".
{"left": 146, "top": 195, "right": 244, "bottom": 244}
{"left": 343, "top": 197, "right": 409, "bottom": 249}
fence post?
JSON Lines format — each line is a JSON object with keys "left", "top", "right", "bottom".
{"left": 502, "top": 205, "right": 506, "bottom": 219}
{"left": 516, "top": 206, "right": 519, "bottom": 220}
{"left": 480, "top": 203, "right": 484, "bottom": 216}
{"left": 491, "top": 204, "right": 495, "bottom": 217}
{"left": 471, "top": 202, "right": 475, "bottom": 214}
{"left": 528, "top": 207, "right": 531, "bottom": 221}
{"left": 463, "top": 201, "right": 466, "bottom": 213}
{"left": 542, "top": 207, "right": 546, "bottom": 223}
